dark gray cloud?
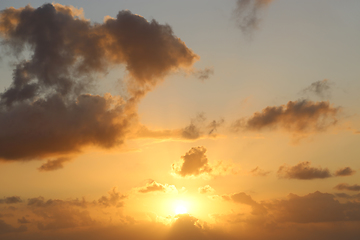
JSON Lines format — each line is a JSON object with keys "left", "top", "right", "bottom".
{"left": 334, "top": 167, "right": 356, "bottom": 177}
{"left": 193, "top": 67, "right": 214, "bottom": 81}
{"left": 181, "top": 113, "right": 206, "bottom": 140}
{"left": 233, "top": 0, "right": 273, "bottom": 37}
{"left": 301, "top": 79, "right": 332, "bottom": 99}
{"left": 38, "top": 157, "right": 71, "bottom": 172}
{"left": 264, "top": 191, "right": 360, "bottom": 223}
{"left": 0, "top": 3, "right": 198, "bottom": 163}
{"left": 334, "top": 183, "right": 360, "bottom": 191}
{"left": 232, "top": 100, "right": 339, "bottom": 134}
{"left": 0, "top": 196, "right": 22, "bottom": 204}
{"left": 277, "top": 161, "right": 332, "bottom": 180}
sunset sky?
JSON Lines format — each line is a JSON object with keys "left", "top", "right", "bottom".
{"left": 1, "top": 1, "right": 360, "bottom": 239}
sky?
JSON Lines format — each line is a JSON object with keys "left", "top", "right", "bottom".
{"left": 0, "top": 0, "right": 360, "bottom": 239}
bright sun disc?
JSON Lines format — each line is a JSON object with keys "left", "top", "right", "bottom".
{"left": 175, "top": 205, "right": 187, "bottom": 214}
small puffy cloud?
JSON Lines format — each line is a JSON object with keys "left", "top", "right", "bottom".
{"left": 137, "top": 180, "right": 178, "bottom": 194}
{"left": 334, "top": 183, "right": 360, "bottom": 191}
{"left": 97, "top": 187, "right": 126, "bottom": 208}
{"left": 232, "top": 100, "right": 340, "bottom": 137}
{"left": 334, "top": 167, "right": 356, "bottom": 177}
{"left": 250, "top": 167, "right": 270, "bottom": 176}
{"left": 0, "top": 196, "right": 22, "bottom": 204}
{"left": 172, "top": 146, "right": 236, "bottom": 178}
{"left": 198, "top": 185, "right": 215, "bottom": 194}
{"left": 277, "top": 161, "right": 331, "bottom": 180}
{"left": 172, "top": 146, "right": 212, "bottom": 177}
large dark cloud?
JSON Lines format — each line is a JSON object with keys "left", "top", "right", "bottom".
{"left": 277, "top": 161, "right": 332, "bottom": 180}
{"left": 0, "top": 3, "right": 198, "bottom": 162}
{"left": 232, "top": 100, "right": 339, "bottom": 135}
{"left": 264, "top": 191, "right": 360, "bottom": 223}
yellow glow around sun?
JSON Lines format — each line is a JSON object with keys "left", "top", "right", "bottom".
{"left": 174, "top": 200, "right": 188, "bottom": 215}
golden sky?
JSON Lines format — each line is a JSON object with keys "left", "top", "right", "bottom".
{"left": 0, "top": 1, "right": 360, "bottom": 239}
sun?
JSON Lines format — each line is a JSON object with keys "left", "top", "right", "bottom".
{"left": 174, "top": 200, "right": 188, "bottom": 215}
{"left": 175, "top": 205, "right": 188, "bottom": 215}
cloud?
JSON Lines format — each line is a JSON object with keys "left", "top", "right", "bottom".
{"left": 97, "top": 187, "right": 126, "bottom": 208}
{"left": 232, "top": 0, "right": 273, "bottom": 37}
{"left": 172, "top": 146, "right": 212, "bottom": 177}
{"left": 198, "top": 185, "right": 215, "bottom": 194}
{"left": 335, "top": 192, "right": 360, "bottom": 199}
{"left": 334, "top": 183, "right": 360, "bottom": 191}
{"left": 221, "top": 192, "right": 267, "bottom": 215}
{"left": 181, "top": 113, "right": 224, "bottom": 140}
{"left": 0, "top": 196, "right": 22, "bottom": 204}
{"left": 17, "top": 217, "right": 30, "bottom": 224}
{"left": 172, "top": 146, "right": 236, "bottom": 178}
{"left": 232, "top": 100, "right": 340, "bottom": 136}
{"left": 193, "top": 67, "right": 214, "bottom": 81}
{"left": 3, "top": 190, "right": 360, "bottom": 239}
{"left": 264, "top": 191, "right": 360, "bottom": 223}
{"left": 0, "top": 3, "right": 198, "bottom": 163}
{"left": 0, "top": 220, "right": 27, "bottom": 234}
{"left": 277, "top": 161, "right": 332, "bottom": 180}
{"left": 137, "top": 180, "right": 178, "bottom": 194}
{"left": 250, "top": 166, "right": 270, "bottom": 176}
{"left": 181, "top": 113, "right": 207, "bottom": 140}
{"left": 37, "top": 157, "right": 71, "bottom": 172}
{"left": 301, "top": 79, "right": 332, "bottom": 99}
{"left": 334, "top": 167, "right": 356, "bottom": 177}
{"left": 122, "top": 113, "right": 224, "bottom": 142}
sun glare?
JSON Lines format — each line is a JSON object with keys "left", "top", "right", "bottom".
{"left": 175, "top": 205, "right": 188, "bottom": 214}
{"left": 174, "top": 200, "right": 189, "bottom": 215}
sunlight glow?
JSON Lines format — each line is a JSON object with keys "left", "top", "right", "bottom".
{"left": 175, "top": 205, "right": 188, "bottom": 214}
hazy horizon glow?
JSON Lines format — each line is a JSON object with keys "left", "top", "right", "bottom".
{"left": 0, "top": 1, "right": 360, "bottom": 240}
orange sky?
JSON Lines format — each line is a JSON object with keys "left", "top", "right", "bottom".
{"left": 0, "top": 1, "right": 360, "bottom": 239}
